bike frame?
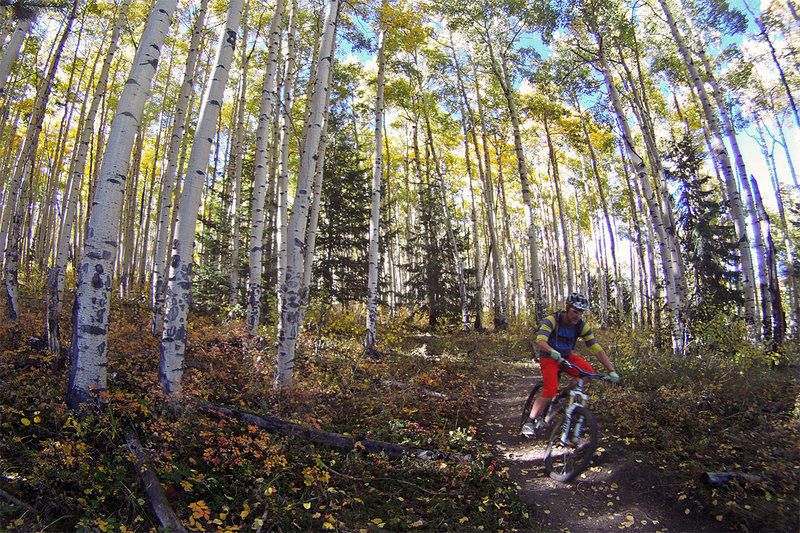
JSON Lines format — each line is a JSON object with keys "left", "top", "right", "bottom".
{"left": 554, "top": 361, "right": 609, "bottom": 446}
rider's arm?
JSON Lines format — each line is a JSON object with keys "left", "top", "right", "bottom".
{"left": 535, "top": 315, "right": 557, "bottom": 354}
{"left": 578, "top": 324, "right": 616, "bottom": 373}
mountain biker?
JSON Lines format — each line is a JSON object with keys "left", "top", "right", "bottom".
{"left": 521, "top": 292, "right": 620, "bottom": 438}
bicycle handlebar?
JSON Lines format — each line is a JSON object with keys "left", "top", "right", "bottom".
{"left": 560, "top": 359, "right": 615, "bottom": 382}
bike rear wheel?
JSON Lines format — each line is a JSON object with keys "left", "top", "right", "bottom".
{"left": 519, "top": 383, "right": 543, "bottom": 430}
{"left": 544, "top": 405, "right": 598, "bottom": 482}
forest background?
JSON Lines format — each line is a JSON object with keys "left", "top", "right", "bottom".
{"left": 0, "top": 0, "right": 798, "bottom": 530}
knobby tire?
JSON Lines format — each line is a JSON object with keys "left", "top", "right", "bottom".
{"left": 544, "top": 405, "right": 598, "bottom": 482}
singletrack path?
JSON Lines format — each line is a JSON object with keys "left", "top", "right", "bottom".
{"left": 479, "top": 370, "right": 727, "bottom": 533}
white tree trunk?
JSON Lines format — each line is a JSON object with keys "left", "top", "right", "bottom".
{"left": 658, "top": 0, "right": 757, "bottom": 324}
{"left": 594, "top": 31, "right": 685, "bottom": 354}
{"left": 151, "top": 0, "right": 208, "bottom": 335}
{"left": 68, "top": 0, "right": 177, "bottom": 409}
{"left": 247, "top": 0, "right": 285, "bottom": 333}
{"left": 275, "top": 0, "right": 300, "bottom": 326}
{"left": 0, "top": 17, "right": 31, "bottom": 98}
{"left": 365, "top": 25, "right": 386, "bottom": 353}
{"left": 497, "top": 52, "right": 544, "bottom": 322}
{"left": 158, "top": 0, "right": 243, "bottom": 398}
{"left": 4, "top": 3, "right": 76, "bottom": 321}
{"left": 274, "top": 0, "right": 340, "bottom": 389}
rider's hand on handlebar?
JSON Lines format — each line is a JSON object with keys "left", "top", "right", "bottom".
{"left": 549, "top": 349, "right": 563, "bottom": 363}
{"left": 608, "top": 371, "right": 620, "bottom": 384}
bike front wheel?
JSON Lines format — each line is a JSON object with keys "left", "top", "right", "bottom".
{"left": 544, "top": 405, "right": 598, "bottom": 482}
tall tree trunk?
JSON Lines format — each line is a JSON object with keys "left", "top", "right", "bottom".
{"left": 751, "top": 178, "right": 786, "bottom": 355}
{"left": 492, "top": 50, "right": 544, "bottom": 322}
{"left": 543, "top": 117, "right": 573, "bottom": 295}
{"left": 593, "top": 29, "right": 684, "bottom": 354}
{"left": 274, "top": 0, "right": 339, "bottom": 389}
{"left": 472, "top": 67, "right": 507, "bottom": 330}
{"left": 579, "top": 110, "right": 620, "bottom": 314}
{"left": 0, "top": 16, "right": 32, "bottom": 98}
{"left": 424, "top": 97, "right": 470, "bottom": 332}
{"left": 449, "top": 41, "right": 484, "bottom": 330}
{"left": 657, "top": 0, "right": 758, "bottom": 325}
{"left": 68, "top": 0, "right": 177, "bottom": 409}
{"left": 275, "top": 0, "right": 300, "bottom": 328}
{"left": 3, "top": 2, "right": 77, "bottom": 321}
{"left": 365, "top": 23, "right": 386, "bottom": 353}
{"left": 151, "top": 0, "right": 208, "bottom": 335}
{"left": 247, "top": 0, "right": 285, "bottom": 333}
{"left": 159, "top": 0, "right": 244, "bottom": 398}
{"left": 227, "top": 15, "right": 249, "bottom": 314}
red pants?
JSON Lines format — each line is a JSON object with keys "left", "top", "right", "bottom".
{"left": 541, "top": 354, "right": 594, "bottom": 398}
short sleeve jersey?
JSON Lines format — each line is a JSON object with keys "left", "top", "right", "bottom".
{"left": 536, "top": 312, "right": 603, "bottom": 358}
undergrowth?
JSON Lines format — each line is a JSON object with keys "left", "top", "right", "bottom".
{"left": 0, "top": 298, "right": 537, "bottom": 532}
{"left": 1, "top": 293, "right": 798, "bottom": 532}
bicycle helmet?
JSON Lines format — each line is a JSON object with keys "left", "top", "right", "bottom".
{"left": 566, "top": 292, "right": 590, "bottom": 311}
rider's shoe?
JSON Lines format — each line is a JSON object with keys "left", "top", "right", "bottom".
{"left": 521, "top": 418, "right": 543, "bottom": 438}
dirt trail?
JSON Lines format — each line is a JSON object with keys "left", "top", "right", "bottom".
{"left": 479, "top": 371, "right": 728, "bottom": 533}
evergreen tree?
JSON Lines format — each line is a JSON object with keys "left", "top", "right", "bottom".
{"left": 313, "top": 118, "right": 371, "bottom": 307}
{"left": 401, "top": 172, "right": 466, "bottom": 328}
{"left": 666, "top": 133, "right": 743, "bottom": 320}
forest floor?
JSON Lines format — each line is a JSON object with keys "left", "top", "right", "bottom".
{"left": 479, "top": 366, "right": 726, "bottom": 533}
{"left": 1, "top": 300, "right": 799, "bottom": 532}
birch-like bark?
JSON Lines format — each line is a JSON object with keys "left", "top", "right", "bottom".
{"left": 580, "top": 111, "right": 620, "bottom": 314}
{"left": 0, "top": 16, "right": 31, "bottom": 98}
{"left": 68, "top": 0, "right": 177, "bottom": 409}
{"left": 657, "top": 0, "right": 757, "bottom": 324}
{"left": 247, "top": 0, "right": 285, "bottom": 333}
{"left": 151, "top": 0, "right": 208, "bottom": 335}
{"left": 751, "top": 178, "right": 786, "bottom": 350}
{"left": 496, "top": 51, "right": 544, "bottom": 322}
{"left": 450, "top": 40, "right": 484, "bottom": 330}
{"left": 365, "top": 24, "right": 386, "bottom": 352}
{"left": 274, "top": 0, "right": 339, "bottom": 389}
{"left": 228, "top": 12, "right": 249, "bottom": 314}
{"left": 4, "top": 2, "right": 77, "bottom": 321}
{"left": 424, "top": 98, "right": 470, "bottom": 332}
{"left": 593, "top": 30, "right": 684, "bottom": 353}
{"left": 543, "top": 117, "right": 573, "bottom": 295}
{"left": 159, "top": 0, "right": 244, "bottom": 398}
{"left": 472, "top": 65, "right": 507, "bottom": 330}
{"left": 275, "top": 0, "right": 300, "bottom": 326}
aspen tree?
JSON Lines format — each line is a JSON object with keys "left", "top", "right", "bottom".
{"left": 68, "top": 0, "right": 178, "bottom": 408}
{"left": 159, "top": 0, "right": 244, "bottom": 398}
{"left": 247, "top": 0, "right": 285, "bottom": 333}
{"left": 3, "top": 0, "right": 77, "bottom": 321}
{"left": 365, "top": 16, "right": 386, "bottom": 353}
{"left": 274, "top": 0, "right": 340, "bottom": 388}
{"left": 151, "top": 0, "right": 209, "bottom": 335}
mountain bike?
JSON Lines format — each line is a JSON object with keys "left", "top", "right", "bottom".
{"left": 519, "top": 359, "right": 614, "bottom": 482}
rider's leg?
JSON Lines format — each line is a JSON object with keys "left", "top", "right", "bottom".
{"left": 528, "top": 357, "right": 560, "bottom": 420}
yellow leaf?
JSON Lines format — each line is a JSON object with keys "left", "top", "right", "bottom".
{"left": 459, "top": 517, "right": 469, "bottom": 523}
{"left": 716, "top": 515, "right": 723, "bottom": 521}
{"left": 322, "top": 523, "right": 335, "bottom": 530}
{"left": 303, "top": 503, "right": 311, "bottom": 510}
{"left": 410, "top": 520, "right": 424, "bottom": 527}
{"left": 20, "top": 418, "right": 30, "bottom": 426}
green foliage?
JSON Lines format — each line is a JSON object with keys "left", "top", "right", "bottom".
{"left": 313, "top": 113, "right": 371, "bottom": 308}
{"left": 596, "top": 341, "right": 799, "bottom": 532}
{"left": 665, "top": 133, "right": 744, "bottom": 319}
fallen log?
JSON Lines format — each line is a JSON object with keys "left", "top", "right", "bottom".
{"left": 124, "top": 428, "right": 187, "bottom": 533}
{"left": 382, "top": 379, "right": 451, "bottom": 400}
{"left": 199, "top": 402, "right": 471, "bottom": 462}
{"left": 700, "top": 472, "right": 763, "bottom": 485}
